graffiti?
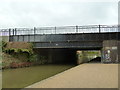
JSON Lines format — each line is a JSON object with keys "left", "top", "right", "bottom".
{"left": 105, "top": 49, "right": 111, "bottom": 61}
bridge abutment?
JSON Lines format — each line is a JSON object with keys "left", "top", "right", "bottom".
{"left": 101, "top": 40, "right": 120, "bottom": 63}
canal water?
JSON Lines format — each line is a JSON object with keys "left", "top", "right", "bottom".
{"left": 2, "top": 64, "right": 75, "bottom": 88}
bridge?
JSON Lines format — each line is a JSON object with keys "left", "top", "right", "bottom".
{"left": 1, "top": 25, "right": 120, "bottom": 64}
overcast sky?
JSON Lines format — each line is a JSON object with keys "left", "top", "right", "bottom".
{"left": 0, "top": 0, "right": 118, "bottom": 28}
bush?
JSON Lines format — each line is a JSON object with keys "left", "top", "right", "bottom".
{"left": 29, "top": 54, "right": 37, "bottom": 62}
{"left": 1, "top": 40, "right": 7, "bottom": 52}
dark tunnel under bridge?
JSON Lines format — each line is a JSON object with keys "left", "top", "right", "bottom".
{"left": 33, "top": 48, "right": 77, "bottom": 64}
{"left": 33, "top": 48, "right": 102, "bottom": 65}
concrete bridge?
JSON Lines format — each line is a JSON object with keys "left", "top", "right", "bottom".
{"left": 1, "top": 25, "right": 120, "bottom": 64}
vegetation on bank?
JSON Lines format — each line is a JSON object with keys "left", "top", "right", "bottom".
{"left": 1, "top": 41, "right": 47, "bottom": 69}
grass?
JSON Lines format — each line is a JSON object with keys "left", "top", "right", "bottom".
{"left": 2, "top": 64, "right": 75, "bottom": 88}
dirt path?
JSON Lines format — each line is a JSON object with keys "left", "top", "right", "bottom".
{"left": 26, "top": 64, "right": 118, "bottom": 88}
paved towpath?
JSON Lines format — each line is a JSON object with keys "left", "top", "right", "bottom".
{"left": 26, "top": 64, "right": 118, "bottom": 88}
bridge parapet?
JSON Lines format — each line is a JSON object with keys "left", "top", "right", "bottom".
{"left": 0, "top": 25, "right": 118, "bottom": 36}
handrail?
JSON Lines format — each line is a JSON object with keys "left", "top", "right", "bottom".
{"left": 0, "top": 25, "right": 119, "bottom": 36}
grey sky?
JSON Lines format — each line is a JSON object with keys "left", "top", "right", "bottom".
{"left": 0, "top": 0, "right": 118, "bottom": 28}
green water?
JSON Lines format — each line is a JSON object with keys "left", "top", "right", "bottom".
{"left": 2, "top": 64, "right": 75, "bottom": 88}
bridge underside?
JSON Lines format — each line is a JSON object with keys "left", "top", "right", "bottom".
{"left": 33, "top": 41, "right": 102, "bottom": 50}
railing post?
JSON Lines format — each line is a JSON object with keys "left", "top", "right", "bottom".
{"left": 9, "top": 29, "right": 11, "bottom": 36}
{"left": 13, "top": 29, "right": 14, "bottom": 36}
{"left": 15, "top": 28, "right": 17, "bottom": 35}
{"left": 34, "top": 27, "right": 36, "bottom": 42}
{"left": 76, "top": 25, "right": 78, "bottom": 33}
{"left": 34, "top": 27, "right": 36, "bottom": 35}
{"left": 99, "top": 25, "right": 101, "bottom": 33}
{"left": 8, "top": 29, "right": 11, "bottom": 42}
{"left": 55, "top": 27, "right": 56, "bottom": 34}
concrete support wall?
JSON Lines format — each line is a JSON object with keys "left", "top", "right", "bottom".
{"left": 76, "top": 51, "right": 88, "bottom": 64}
{"left": 76, "top": 50, "right": 101, "bottom": 64}
{"left": 101, "top": 40, "right": 119, "bottom": 63}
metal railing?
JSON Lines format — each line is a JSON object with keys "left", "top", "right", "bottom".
{"left": 0, "top": 25, "right": 119, "bottom": 36}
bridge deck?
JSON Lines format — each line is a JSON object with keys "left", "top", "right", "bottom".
{"left": 9, "top": 32, "right": 119, "bottom": 49}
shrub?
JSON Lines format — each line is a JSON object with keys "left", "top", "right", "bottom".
{"left": 1, "top": 40, "right": 7, "bottom": 52}
{"left": 29, "top": 54, "right": 37, "bottom": 62}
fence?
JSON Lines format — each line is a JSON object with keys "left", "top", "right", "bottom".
{"left": 0, "top": 25, "right": 119, "bottom": 36}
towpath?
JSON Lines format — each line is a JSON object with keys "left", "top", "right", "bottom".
{"left": 26, "top": 64, "right": 118, "bottom": 88}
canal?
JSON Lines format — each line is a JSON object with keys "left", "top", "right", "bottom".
{"left": 2, "top": 64, "right": 75, "bottom": 88}
{"left": 2, "top": 50, "right": 101, "bottom": 88}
